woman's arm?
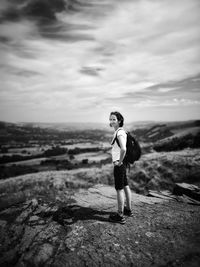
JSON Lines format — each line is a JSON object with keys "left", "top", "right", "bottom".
{"left": 116, "top": 135, "right": 126, "bottom": 166}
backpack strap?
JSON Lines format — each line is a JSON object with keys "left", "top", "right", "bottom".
{"left": 111, "top": 128, "right": 126, "bottom": 147}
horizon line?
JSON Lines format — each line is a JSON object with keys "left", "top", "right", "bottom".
{"left": 1, "top": 119, "right": 199, "bottom": 125}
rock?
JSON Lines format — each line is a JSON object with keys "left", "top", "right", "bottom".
{"left": 173, "top": 183, "right": 200, "bottom": 201}
{"left": 31, "top": 198, "right": 38, "bottom": 208}
{"left": 0, "top": 219, "right": 7, "bottom": 228}
{"left": 148, "top": 183, "right": 200, "bottom": 205}
{"left": 29, "top": 215, "right": 40, "bottom": 222}
{"left": 34, "top": 243, "right": 54, "bottom": 265}
{"left": 0, "top": 184, "right": 200, "bottom": 266}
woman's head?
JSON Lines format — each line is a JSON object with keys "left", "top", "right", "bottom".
{"left": 109, "top": 111, "right": 124, "bottom": 127}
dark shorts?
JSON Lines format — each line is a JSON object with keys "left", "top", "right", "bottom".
{"left": 113, "top": 164, "right": 128, "bottom": 190}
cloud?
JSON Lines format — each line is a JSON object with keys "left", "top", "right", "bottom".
{"left": 157, "top": 87, "right": 180, "bottom": 93}
{"left": 0, "top": 0, "right": 200, "bottom": 122}
{"left": 80, "top": 66, "right": 103, "bottom": 76}
{"left": 0, "top": 0, "right": 66, "bottom": 21}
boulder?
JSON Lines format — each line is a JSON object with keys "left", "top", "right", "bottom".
{"left": 173, "top": 182, "right": 200, "bottom": 201}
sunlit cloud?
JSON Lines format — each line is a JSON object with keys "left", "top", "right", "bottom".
{"left": 157, "top": 87, "right": 180, "bottom": 93}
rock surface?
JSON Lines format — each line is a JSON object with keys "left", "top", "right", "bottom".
{"left": 0, "top": 183, "right": 200, "bottom": 267}
{"left": 173, "top": 183, "right": 200, "bottom": 201}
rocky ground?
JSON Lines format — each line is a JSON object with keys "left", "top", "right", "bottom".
{"left": 0, "top": 149, "right": 200, "bottom": 266}
{"left": 0, "top": 183, "right": 200, "bottom": 267}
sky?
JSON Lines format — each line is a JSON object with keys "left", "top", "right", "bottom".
{"left": 0, "top": 0, "right": 200, "bottom": 123}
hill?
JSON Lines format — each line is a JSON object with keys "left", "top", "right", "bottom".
{"left": 0, "top": 121, "right": 110, "bottom": 144}
{"left": 0, "top": 119, "right": 200, "bottom": 181}
{"left": 1, "top": 120, "right": 200, "bottom": 144}
{"left": 133, "top": 120, "right": 200, "bottom": 142}
{"left": 153, "top": 128, "right": 200, "bottom": 152}
{"left": 17, "top": 122, "right": 109, "bottom": 131}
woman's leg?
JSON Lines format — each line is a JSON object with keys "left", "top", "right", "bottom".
{"left": 117, "top": 189, "right": 125, "bottom": 214}
{"left": 124, "top": 185, "right": 132, "bottom": 210}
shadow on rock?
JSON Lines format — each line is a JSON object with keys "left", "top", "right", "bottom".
{"left": 51, "top": 205, "right": 111, "bottom": 225}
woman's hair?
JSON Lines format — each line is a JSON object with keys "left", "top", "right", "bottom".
{"left": 110, "top": 111, "right": 124, "bottom": 127}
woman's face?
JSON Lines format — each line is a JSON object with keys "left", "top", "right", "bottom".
{"left": 109, "top": 114, "right": 119, "bottom": 128}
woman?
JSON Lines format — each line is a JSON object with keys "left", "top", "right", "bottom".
{"left": 109, "top": 111, "right": 133, "bottom": 224}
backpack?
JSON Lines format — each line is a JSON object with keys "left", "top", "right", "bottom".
{"left": 112, "top": 129, "right": 141, "bottom": 165}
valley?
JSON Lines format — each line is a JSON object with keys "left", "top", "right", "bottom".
{"left": 0, "top": 120, "right": 200, "bottom": 194}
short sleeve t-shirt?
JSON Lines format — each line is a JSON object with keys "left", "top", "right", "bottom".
{"left": 111, "top": 128, "right": 127, "bottom": 162}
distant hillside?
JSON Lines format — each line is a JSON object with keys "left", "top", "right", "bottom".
{"left": 0, "top": 121, "right": 110, "bottom": 144}
{"left": 133, "top": 120, "right": 200, "bottom": 142}
{"left": 151, "top": 121, "right": 200, "bottom": 152}
{"left": 133, "top": 124, "right": 173, "bottom": 142}
{"left": 1, "top": 120, "right": 200, "bottom": 145}
{"left": 153, "top": 131, "right": 200, "bottom": 152}
{"left": 17, "top": 122, "right": 109, "bottom": 131}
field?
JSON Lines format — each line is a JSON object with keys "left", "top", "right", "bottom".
{"left": 0, "top": 120, "right": 200, "bottom": 194}
{"left": 74, "top": 151, "right": 110, "bottom": 162}
{"left": 0, "top": 122, "right": 113, "bottom": 179}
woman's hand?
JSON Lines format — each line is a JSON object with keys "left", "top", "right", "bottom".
{"left": 114, "top": 161, "right": 123, "bottom": 166}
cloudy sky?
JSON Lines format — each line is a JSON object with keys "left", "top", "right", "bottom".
{"left": 0, "top": 0, "right": 200, "bottom": 123}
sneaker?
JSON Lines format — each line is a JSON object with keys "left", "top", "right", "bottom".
{"left": 109, "top": 213, "right": 126, "bottom": 224}
{"left": 123, "top": 207, "right": 133, "bottom": 217}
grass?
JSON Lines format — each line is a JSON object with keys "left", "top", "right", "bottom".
{"left": 0, "top": 148, "right": 200, "bottom": 210}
